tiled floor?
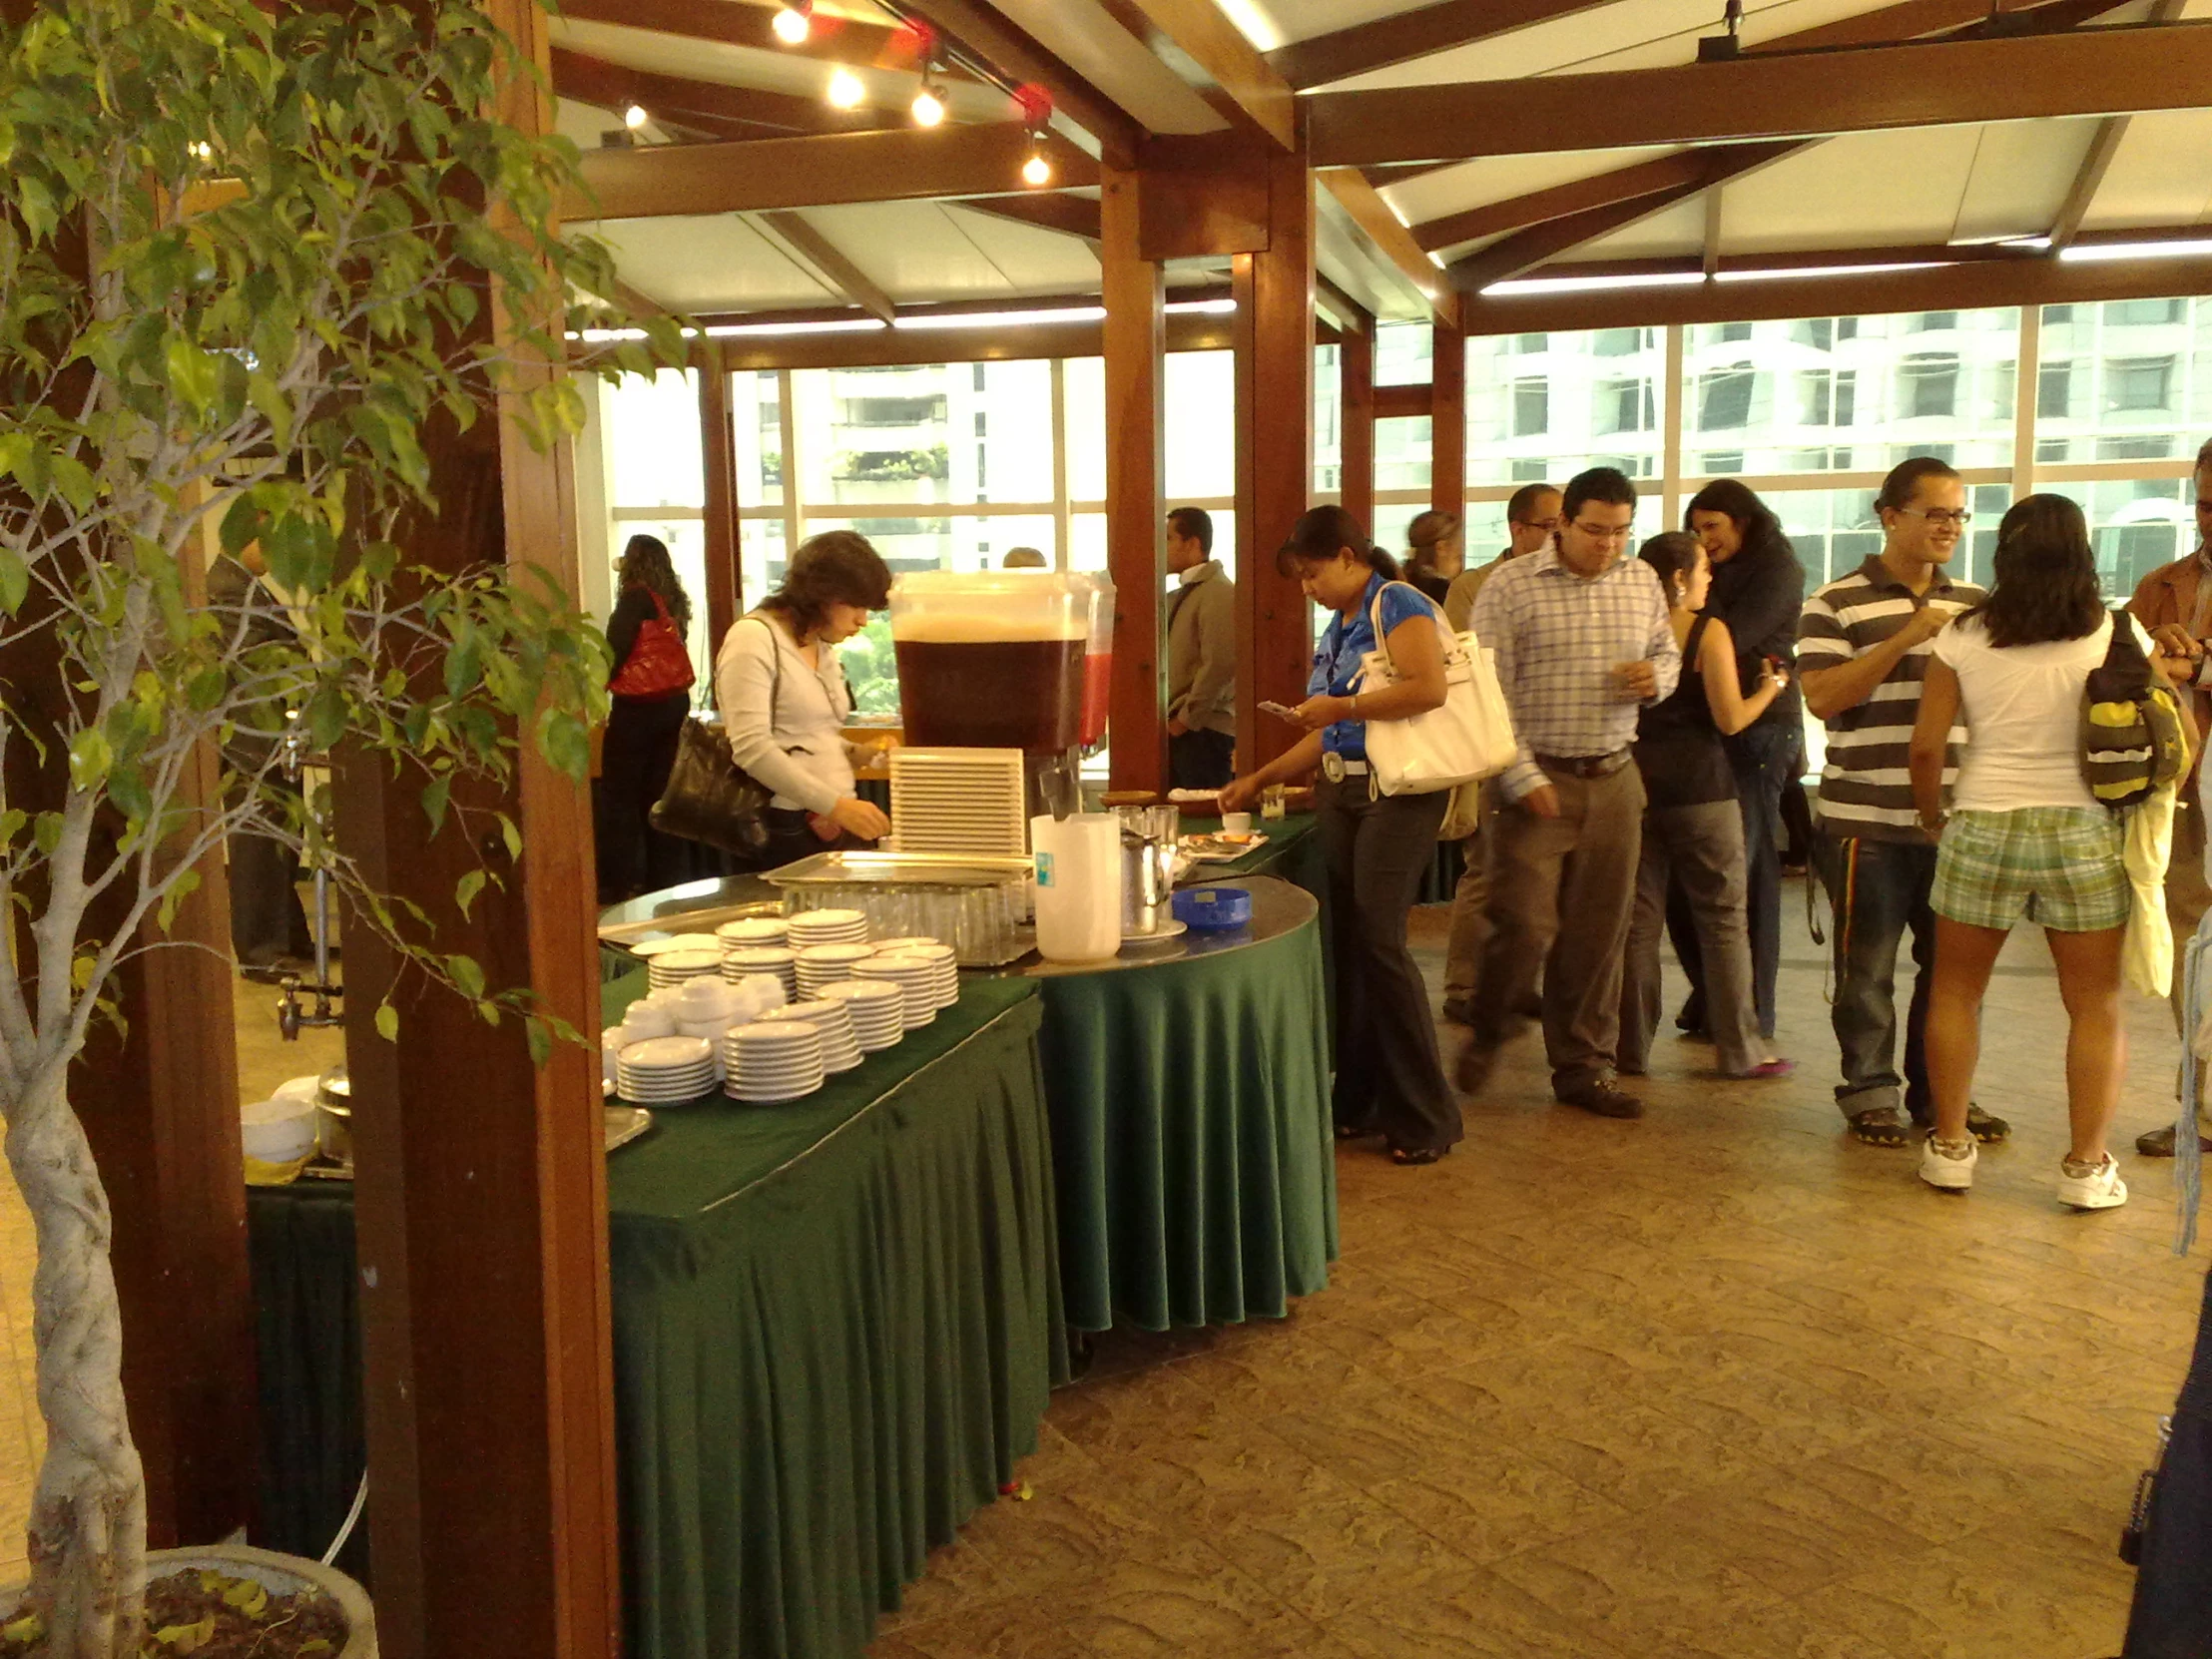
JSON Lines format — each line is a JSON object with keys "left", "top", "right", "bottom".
{"left": 872, "top": 888, "right": 2207, "bottom": 1659}
{"left": 0, "top": 884, "right": 2197, "bottom": 1653}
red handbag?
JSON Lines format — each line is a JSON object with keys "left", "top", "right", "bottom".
{"left": 609, "top": 589, "right": 696, "bottom": 699}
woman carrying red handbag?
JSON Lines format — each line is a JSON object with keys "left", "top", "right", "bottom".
{"left": 600, "top": 534, "right": 697, "bottom": 901}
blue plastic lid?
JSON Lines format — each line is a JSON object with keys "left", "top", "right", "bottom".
{"left": 1172, "top": 886, "right": 1253, "bottom": 930}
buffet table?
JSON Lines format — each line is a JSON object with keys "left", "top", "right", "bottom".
{"left": 1015, "top": 876, "right": 1336, "bottom": 1333}
{"left": 251, "top": 973, "right": 1065, "bottom": 1659}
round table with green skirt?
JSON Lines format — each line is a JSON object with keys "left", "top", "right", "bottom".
{"left": 1014, "top": 874, "right": 1338, "bottom": 1333}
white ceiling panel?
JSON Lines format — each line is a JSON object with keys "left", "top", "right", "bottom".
{"left": 982, "top": 0, "right": 1228, "bottom": 135}
{"left": 783, "top": 202, "right": 1082, "bottom": 302}
{"left": 1321, "top": 0, "right": 1802, "bottom": 93}
{"left": 1569, "top": 197, "right": 1707, "bottom": 262}
{"left": 1714, "top": 128, "right": 1982, "bottom": 254}
{"left": 1252, "top": 0, "right": 1419, "bottom": 47}
{"left": 590, "top": 215, "right": 830, "bottom": 312}
{"left": 1950, "top": 119, "right": 2098, "bottom": 245}
{"left": 937, "top": 206, "right": 1106, "bottom": 292}
{"left": 1382, "top": 146, "right": 1683, "bottom": 230}
{"left": 2088, "top": 109, "right": 2212, "bottom": 231}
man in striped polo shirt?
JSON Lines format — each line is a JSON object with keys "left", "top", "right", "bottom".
{"left": 1798, "top": 457, "right": 2007, "bottom": 1149}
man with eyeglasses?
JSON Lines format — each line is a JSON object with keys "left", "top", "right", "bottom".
{"left": 1439, "top": 481, "right": 1561, "bottom": 1023}
{"left": 1453, "top": 467, "right": 1680, "bottom": 1119}
{"left": 2121, "top": 434, "right": 2212, "bottom": 1157}
{"left": 1798, "top": 456, "right": 2005, "bottom": 1151}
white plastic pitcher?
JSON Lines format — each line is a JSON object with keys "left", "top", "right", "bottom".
{"left": 1031, "top": 813, "right": 1122, "bottom": 961}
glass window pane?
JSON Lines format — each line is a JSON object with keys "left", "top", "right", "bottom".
{"left": 2035, "top": 298, "right": 2212, "bottom": 466}
{"left": 793, "top": 364, "right": 951, "bottom": 510}
{"left": 730, "top": 369, "right": 785, "bottom": 508}
{"left": 1675, "top": 309, "right": 2016, "bottom": 477}
{"left": 2083, "top": 476, "right": 2192, "bottom": 595}
{"left": 605, "top": 370, "right": 704, "bottom": 508}
{"left": 1378, "top": 416, "right": 1431, "bottom": 492}
{"left": 1065, "top": 356, "right": 1104, "bottom": 502}
{"left": 803, "top": 512, "right": 1059, "bottom": 575}
{"left": 1470, "top": 329, "right": 1663, "bottom": 488}
{"left": 1376, "top": 320, "right": 1432, "bottom": 386}
{"left": 1165, "top": 351, "right": 1235, "bottom": 500}
{"left": 739, "top": 517, "right": 786, "bottom": 618}
{"left": 1315, "top": 342, "right": 1342, "bottom": 495}
{"left": 611, "top": 516, "right": 711, "bottom": 676}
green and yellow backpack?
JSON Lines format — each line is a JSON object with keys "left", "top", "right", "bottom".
{"left": 2081, "top": 609, "right": 2192, "bottom": 811}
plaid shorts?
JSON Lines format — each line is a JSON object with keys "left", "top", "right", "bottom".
{"left": 1933, "top": 806, "right": 2129, "bottom": 933}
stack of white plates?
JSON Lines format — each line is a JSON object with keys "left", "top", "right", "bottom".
{"left": 754, "top": 1000, "right": 863, "bottom": 1073}
{"left": 818, "top": 979, "right": 904, "bottom": 1052}
{"left": 788, "top": 907, "right": 869, "bottom": 948}
{"left": 716, "top": 916, "right": 789, "bottom": 950}
{"left": 796, "top": 942, "right": 874, "bottom": 998}
{"left": 878, "top": 940, "right": 957, "bottom": 1009}
{"left": 723, "top": 946, "right": 797, "bottom": 1002}
{"left": 853, "top": 953, "right": 937, "bottom": 1029}
{"left": 632, "top": 932, "right": 722, "bottom": 959}
{"left": 724, "top": 1021, "right": 825, "bottom": 1104}
{"left": 647, "top": 948, "right": 723, "bottom": 993}
{"left": 616, "top": 1036, "right": 718, "bottom": 1103}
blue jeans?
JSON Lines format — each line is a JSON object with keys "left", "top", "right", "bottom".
{"left": 1816, "top": 833, "right": 1936, "bottom": 1119}
{"left": 1663, "top": 718, "right": 1793, "bottom": 1039}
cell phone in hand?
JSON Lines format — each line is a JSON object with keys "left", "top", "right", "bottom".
{"left": 1258, "top": 700, "right": 1301, "bottom": 722}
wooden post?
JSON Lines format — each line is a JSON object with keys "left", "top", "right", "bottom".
{"left": 1430, "top": 300, "right": 1465, "bottom": 525}
{"left": 335, "top": 0, "right": 622, "bottom": 1651}
{"left": 1102, "top": 163, "right": 1167, "bottom": 795}
{"left": 699, "top": 342, "right": 743, "bottom": 638}
{"left": 1340, "top": 311, "right": 1375, "bottom": 533}
{"left": 1234, "top": 148, "right": 1317, "bottom": 775}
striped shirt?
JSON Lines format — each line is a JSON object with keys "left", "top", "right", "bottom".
{"left": 1471, "top": 547, "right": 1681, "bottom": 802}
{"left": 1797, "top": 556, "right": 1984, "bottom": 842}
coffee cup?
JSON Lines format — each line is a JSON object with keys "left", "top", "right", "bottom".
{"left": 1221, "top": 812, "right": 1253, "bottom": 834}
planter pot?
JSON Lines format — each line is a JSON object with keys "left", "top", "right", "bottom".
{"left": 7, "top": 1543, "right": 374, "bottom": 1657}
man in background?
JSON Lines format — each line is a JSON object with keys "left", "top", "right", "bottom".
{"left": 1001, "top": 546, "right": 1047, "bottom": 569}
{"left": 1165, "top": 505, "right": 1236, "bottom": 790}
{"left": 1440, "top": 480, "right": 1560, "bottom": 1023}
{"left": 2127, "top": 434, "right": 2212, "bottom": 1157}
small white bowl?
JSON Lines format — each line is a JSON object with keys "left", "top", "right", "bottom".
{"left": 240, "top": 1098, "right": 318, "bottom": 1164}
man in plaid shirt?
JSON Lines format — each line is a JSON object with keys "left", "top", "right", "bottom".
{"left": 1454, "top": 467, "right": 1681, "bottom": 1118}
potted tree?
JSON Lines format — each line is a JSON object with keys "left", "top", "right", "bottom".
{"left": 0, "top": 0, "right": 676, "bottom": 1651}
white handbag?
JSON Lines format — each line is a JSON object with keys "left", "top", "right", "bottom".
{"left": 1357, "top": 582, "right": 1519, "bottom": 797}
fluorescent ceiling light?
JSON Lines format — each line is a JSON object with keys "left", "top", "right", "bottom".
{"left": 1716, "top": 262, "right": 1946, "bottom": 283}
{"left": 1481, "top": 272, "right": 1706, "bottom": 297}
{"left": 894, "top": 305, "right": 1104, "bottom": 330}
{"left": 1166, "top": 298, "right": 1236, "bottom": 315}
{"left": 570, "top": 326, "right": 648, "bottom": 342}
{"left": 1215, "top": 0, "right": 1283, "bottom": 51}
{"left": 703, "top": 318, "right": 889, "bottom": 337}
{"left": 2059, "top": 239, "right": 2212, "bottom": 264}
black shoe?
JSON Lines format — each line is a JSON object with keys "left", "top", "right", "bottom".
{"left": 1453, "top": 1040, "right": 1496, "bottom": 1094}
{"left": 1557, "top": 1079, "right": 1644, "bottom": 1119}
{"left": 1441, "top": 997, "right": 1476, "bottom": 1027}
{"left": 1908, "top": 1101, "right": 2010, "bottom": 1143}
{"left": 2136, "top": 1124, "right": 2212, "bottom": 1158}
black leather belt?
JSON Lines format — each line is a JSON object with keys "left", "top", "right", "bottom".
{"left": 1533, "top": 749, "right": 1631, "bottom": 780}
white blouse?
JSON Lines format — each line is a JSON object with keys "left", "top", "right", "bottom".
{"left": 713, "top": 612, "right": 855, "bottom": 817}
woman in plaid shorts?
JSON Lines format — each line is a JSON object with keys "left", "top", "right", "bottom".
{"left": 1907, "top": 494, "right": 2175, "bottom": 1209}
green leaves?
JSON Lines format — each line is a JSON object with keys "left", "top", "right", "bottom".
{"left": 0, "top": 549, "right": 26, "bottom": 615}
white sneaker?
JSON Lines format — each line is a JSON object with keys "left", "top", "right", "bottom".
{"left": 1919, "top": 1133, "right": 1977, "bottom": 1191}
{"left": 2057, "top": 1154, "right": 2128, "bottom": 1211}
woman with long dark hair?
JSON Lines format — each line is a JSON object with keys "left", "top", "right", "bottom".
{"left": 1677, "top": 478, "right": 1806, "bottom": 1041}
{"left": 716, "top": 530, "right": 895, "bottom": 869}
{"left": 1218, "top": 505, "right": 1460, "bottom": 1165}
{"left": 599, "top": 533, "right": 696, "bottom": 901}
{"left": 1619, "top": 531, "right": 1794, "bottom": 1081}
{"left": 1908, "top": 493, "right": 2165, "bottom": 1206}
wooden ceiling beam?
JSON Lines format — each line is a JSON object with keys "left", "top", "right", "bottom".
{"left": 1309, "top": 21, "right": 2212, "bottom": 165}
{"left": 759, "top": 211, "right": 898, "bottom": 322}
{"left": 549, "top": 48, "right": 891, "bottom": 139}
{"left": 1268, "top": 0, "right": 1608, "bottom": 92}
{"left": 899, "top": 0, "right": 1146, "bottom": 166}
{"left": 554, "top": 0, "right": 945, "bottom": 76}
{"left": 952, "top": 192, "right": 1105, "bottom": 242}
{"left": 1457, "top": 250, "right": 2212, "bottom": 335}
{"left": 1316, "top": 168, "right": 1453, "bottom": 324}
{"left": 568, "top": 123, "right": 1099, "bottom": 218}
{"left": 1095, "top": 0, "right": 1298, "bottom": 150}
{"left": 1412, "top": 150, "right": 1711, "bottom": 254}
{"left": 1445, "top": 141, "right": 1807, "bottom": 291}
{"left": 2046, "top": 0, "right": 2181, "bottom": 250}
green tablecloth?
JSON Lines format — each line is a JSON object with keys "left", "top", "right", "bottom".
{"left": 1028, "top": 881, "right": 1338, "bottom": 1333}
{"left": 251, "top": 972, "right": 1065, "bottom": 1659}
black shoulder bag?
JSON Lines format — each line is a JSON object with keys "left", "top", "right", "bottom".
{"left": 650, "top": 617, "right": 782, "bottom": 860}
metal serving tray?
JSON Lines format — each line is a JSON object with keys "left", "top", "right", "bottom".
{"left": 761, "top": 850, "right": 1034, "bottom": 888}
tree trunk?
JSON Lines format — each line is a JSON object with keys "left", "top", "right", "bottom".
{"left": 3, "top": 1066, "right": 147, "bottom": 1659}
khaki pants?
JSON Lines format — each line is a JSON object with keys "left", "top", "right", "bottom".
{"left": 1443, "top": 790, "right": 1494, "bottom": 1002}
{"left": 1472, "top": 763, "right": 1645, "bottom": 1095}
{"left": 2170, "top": 797, "right": 2212, "bottom": 1133}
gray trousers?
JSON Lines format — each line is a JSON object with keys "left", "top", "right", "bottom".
{"left": 1619, "top": 800, "right": 1762, "bottom": 1077}
{"left": 1472, "top": 763, "right": 1645, "bottom": 1096}
{"left": 1443, "top": 790, "right": 1494, "bottom": 1002}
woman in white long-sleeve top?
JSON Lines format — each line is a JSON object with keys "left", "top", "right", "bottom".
{"left": 715, "top": 530, "right": 894, "bottom": 868}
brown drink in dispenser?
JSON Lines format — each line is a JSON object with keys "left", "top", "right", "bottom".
{"left": 889, "top": 571, "right": 1090, "bottom": 753}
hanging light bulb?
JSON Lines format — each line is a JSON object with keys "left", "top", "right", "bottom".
{"left": 623, "top": 103, "right": 649, "bottom": 131}
{"left": 826, "top": 67, "right": 865, "bottom": 110}
{"left": 910, "top": 75, "right": 946, "bottom": 128}
{"left": 1021, "top": 141, "right": 1052, "bottom": 188}
{"left": 772, "top": 2, "right": 812, "bottom": 45}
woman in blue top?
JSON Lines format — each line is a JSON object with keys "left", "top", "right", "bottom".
{"left": 1220, "top": 506, "right": 1459, "bottom": 1165}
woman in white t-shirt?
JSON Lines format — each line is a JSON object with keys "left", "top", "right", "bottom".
{"left": 1908, "top": 493, "right": 2171, "bottom": 1210}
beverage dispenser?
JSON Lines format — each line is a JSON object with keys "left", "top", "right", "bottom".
{"left": 1071, "top": 572, "right": 1115, "bottom": 752}
{"left": 890, "top": 570, "right": 1089, "bottom": 752}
